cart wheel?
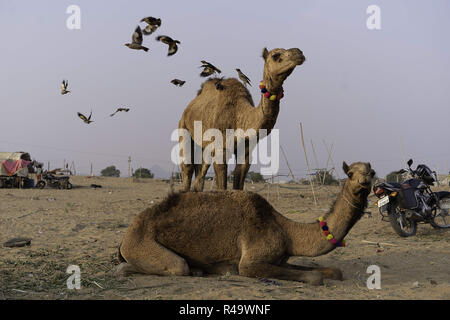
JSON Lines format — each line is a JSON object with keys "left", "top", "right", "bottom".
{"left": 35, "top": 181, "right": 46, "bottom": 189}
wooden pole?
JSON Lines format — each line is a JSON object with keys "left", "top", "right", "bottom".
{"left": 280, "top": 145, "right": 296, "bottom": 181}
{"left": 90, "top": 163, "right": 93, "bottom": 177}
{"left": 310, "top": 139, "right": 322, "bottom": 184}
{"left": 310, "top": 139, "right": 320, "bottom": 171}
{"left": 323, "top": 140, "right": 341, "bottom": 184}
{"left": 299, "top": 123, "right": 318, "bottom": 206}
{"left": 322, "top": 141, "right": 334, "bottom": 184}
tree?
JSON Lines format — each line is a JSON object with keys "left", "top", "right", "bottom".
{"left": 101, "top": 165, "right": 120, "bottom": 177}
{"left": 386, "top": 171, "right": 403, "bottom": 182}
{"left": 133, "top": 167, "right": 154, "bottom": 179}
{"left": 247, "top": 171, "right": 265, "bottom": 183}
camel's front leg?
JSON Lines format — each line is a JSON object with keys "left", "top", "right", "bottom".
{"left": 193, "top": 162, "right": 211, "bottom": 192}
{"left": 233, "top": 145, "right": 251, "bottom": 190}
{"left": 281, "top": 262, "right": 343, "bottom": 280}
{"left": 180, "top": 163, "right": 194, "bottom": 192}
{"left": 233, "top": 162, "right": 251, "bottom": 190}
{"left": 238, "top": 260, "right": 323, "bottom": 285}
{"left": 180, "top": 134, "right": 195, "bottom": 192}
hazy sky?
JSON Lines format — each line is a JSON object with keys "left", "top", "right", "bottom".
{"left": 1, "top": 0, "right": 449, "bottom": 178}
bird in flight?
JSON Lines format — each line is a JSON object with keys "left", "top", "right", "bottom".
{"left": 110, "top": 107, "right": 130, "bottom": 117}
{"left": 125, "top": 26, "right": 149, "bottom": 52}
{"left": 171, "top": 79, "right": 186, "bottom": 87}
{"left": 199, "top": 61, "right": 221, "bottom": 77}
{"left": 61, "top": 79, "right": 70, "bottom": 95}
{"left": 236, "top": 69, "right": 251, "bottom": 87}
{"left": 77, "top": 111, "right": 93, "bottom": 124}
{"left": 155, "top": 35, "right": 180, "bottom": 56}
{"left": 141, "top": 17, "right": 161, "bottom": 35}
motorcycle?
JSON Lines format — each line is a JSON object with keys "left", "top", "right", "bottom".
{"left": 35, "top": 170, "right": 73, "bottom": 190}
{"left": 373, "top": 159, "right": 450, "bottom": 237}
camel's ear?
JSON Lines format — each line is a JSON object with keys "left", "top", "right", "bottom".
{"left": 343, "top": 161, "right": 350, "bottom": 176}
{"left": 262, "top": 47, "right": 269, "bottom": 60}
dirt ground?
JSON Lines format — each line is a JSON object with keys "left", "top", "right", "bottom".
{"left": 1, "top": 176, "right": 449, "bottom": 300}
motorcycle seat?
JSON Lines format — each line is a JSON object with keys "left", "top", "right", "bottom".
{"left": 384, "top": 182, "right": 402, "bottom": 189}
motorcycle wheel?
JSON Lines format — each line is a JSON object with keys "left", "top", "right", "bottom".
{"left": 430, "top": 196, "right": 450, "bottom": 229}
{"left": 66, "top": 182, "right": 73, "bottom": 190}
{"left": 388, "top": 203, "right": 417, "bottom": 237}
{"left": 35, "top": 181, "right": 46, "bottom": 189}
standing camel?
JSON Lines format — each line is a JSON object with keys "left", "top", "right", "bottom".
{"left": 117, "top": 162, "right": 375, "bottom": 285}
{"left": 178, "top": 47, "right": 305, "bottom": 191}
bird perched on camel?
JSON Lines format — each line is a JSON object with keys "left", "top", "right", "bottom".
{"left": 235, "top": 68, "right": 251, "bottom": 87}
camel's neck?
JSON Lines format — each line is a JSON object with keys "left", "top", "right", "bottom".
{"left": 247, "top": 72, "right": 283, "bottom": 132}
{"left": 275, "top": 181, "right": 368, "bottom": 257}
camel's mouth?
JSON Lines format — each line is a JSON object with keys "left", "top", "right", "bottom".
{"left": 277, "top": 67, "right": 296, "bottom": 78}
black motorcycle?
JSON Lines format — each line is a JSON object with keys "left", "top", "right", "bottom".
{"left": 373, "top": 159, "right": 450, "bottom": 237}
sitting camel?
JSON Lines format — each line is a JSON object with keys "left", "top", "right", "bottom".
{"left": 117, "top": 161, "right": 375, "bottom": 285}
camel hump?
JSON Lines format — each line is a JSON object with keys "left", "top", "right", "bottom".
{"left": 196, "top": 77, "right": 254, "bottom": 106}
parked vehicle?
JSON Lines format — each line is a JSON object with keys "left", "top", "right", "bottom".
{"left": 35, "top": 169, "right": 72, "bottom": 190}
{"left": 0, "top": 152, "right": 34, "bottom": 188}
{"left": 373, "top": 159, "right": 450, "bottom": 237}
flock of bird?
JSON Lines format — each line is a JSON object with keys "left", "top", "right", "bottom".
{"left": 62, "top": 16, "right": 252, "bottom": 124}
{"left": 61, "top": 79, "right": 131, "bottom": 124}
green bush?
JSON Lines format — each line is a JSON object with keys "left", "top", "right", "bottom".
{"left": 133, "top": 168, "right": 154, "bottom": 179}
{"left": 101, "top": 165, "right": 120, "bottom": 177}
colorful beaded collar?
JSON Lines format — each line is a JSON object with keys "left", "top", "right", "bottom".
{"left": 259, "top": 82, "right": 284, "bottom": 101}
{"left": 318, "top": 217, "right": 345, "bottom": 247}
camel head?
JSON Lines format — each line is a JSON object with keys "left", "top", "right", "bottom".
{"left": 342, "top": 161, "right": 376, "bottom": 195}
{"left": 262, "top": 47, "right": 306, "bottom": 90}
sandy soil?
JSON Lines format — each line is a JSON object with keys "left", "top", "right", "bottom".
{"left": 1, "top": 176, "right": 449, "bottom": 300}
